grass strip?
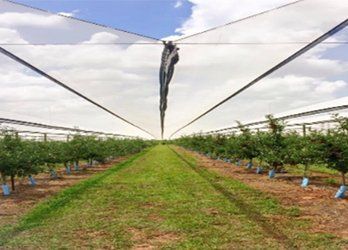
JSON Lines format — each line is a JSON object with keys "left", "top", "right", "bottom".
{"left": 0, "top": 149, "right": 147, "bottom": 245}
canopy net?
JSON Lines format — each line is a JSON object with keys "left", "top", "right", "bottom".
{"left": 0, "top": 0, "right": 347, "bottom": 139}
{"left": 0, "top": 0, "right": 163, "bottom": 139}
{"left": 165, "top": 0, "right": 348, "bottom": 138}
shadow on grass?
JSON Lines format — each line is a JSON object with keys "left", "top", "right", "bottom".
{"left": 169, "top": 146, "right": 297, "bottom": 249}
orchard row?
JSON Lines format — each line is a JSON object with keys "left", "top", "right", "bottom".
{"left": 174, "top": 115, "right": 348, "bottom": 199}
{"left": 0, "top": 132, "right": 150, "bottom": 195}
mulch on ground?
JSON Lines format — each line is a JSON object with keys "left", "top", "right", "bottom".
{"left": 180, "top": 148, "right": 348, "bottom": 239}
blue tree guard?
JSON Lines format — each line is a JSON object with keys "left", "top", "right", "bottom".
{"left": 236, "top": 160, "right": 241, "bottom": 167}
{"left": 301, "top": 177, "right": 309, "bottom": 188}
{"left": 74, "top": 162, "right": 79, "bottom": 171}
{"left": 256, "top": 167, "right": 263, "bottom": 174}
{"left": 28, "top": 175, "right": 36, "bottom": 186}
{"left": 246, "top": 162, "right": 253, "bottom": 169}
{"left": 65, "top": 165, "right": 71, "bottom": 175}
{"left": 269, "top": 169, "right": 276, "bottom": 179}
{"left": 335, "top": 185, "right": 346, "bottom": 199}
{"left": 2, "top": 184, "right": 10, "bottom": 196}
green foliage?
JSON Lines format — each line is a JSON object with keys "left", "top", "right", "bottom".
{"left": 174, "top": 114, "right": 348, "bottom": 181}
{"left": 319, "top": 116, "right": 348, "bottom": 185}
{"left": 235, "top": 122, "right": 259, "bottom": 163}
{"left": 261, "top": 115, "right": 286, "bottom": 171}
{"left": 285, "top": 132, "right": 324, "bottom": 177}
{"left": 1, "top": 146, "right": 345, "bottom": 249}
{"left": 17, "top": 140, "right": 45, "bottom": 177}
{"left": 0, "top": 131, "right": 150, "bottom": 190}
{"left": 0, "top": 131, "right": 26, "bottom": 183}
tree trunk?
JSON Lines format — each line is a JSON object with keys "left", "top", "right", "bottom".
{"left": 0, "top": 172, "right": 6, "bottom": 185}
{"left": 10, "top": 175, "right": 15, "bottom": 191}
{"left": 273, "top": 163, "right": 277, "bottom": 171}
{"left": 304, "top": 165, "right": 309, "bottom": 178}
{"left": 342, "top": 172, "right": 346, "bottom": 186}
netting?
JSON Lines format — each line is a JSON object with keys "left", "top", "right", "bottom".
{"left": 168, "top": 30, "right": 348, "bottom": 138}
{"left": 166, "top": 0, "right": 348, "bottom": 138}
{"left": 202, "top": 97, "right": 348, "bottom": 135}
{"left": 0, "top": 0, "right": 163, "bottom": 139}
{"left": 0, "top": 0, "right": 347, "bottom": 139}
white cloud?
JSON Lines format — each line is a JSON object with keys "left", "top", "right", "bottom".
{"left": 175, "top": 0, "right": 293, "bottom": 37}
{"left": 83, "top": 32, "right": 119, "bottom": 44}
{"left": 0, "top": 0, "right": 347, "bottom": 139}
{"left": 0, "top": 12, "right": 66, "bottom": 28}
{"left": 169, "top": 74, "right": 348, "bottom": 137}
{"left": 0, "top": 31, "right": 162, "bottom": 137}
{"left": 0, "top": 28, "right": 28, "bottom": 43}
{"left": 165, "top": 0, "right": 348, "bottom": 137}
{"left": 174, "top": 0, "right": 183, "bottom": 8}
{"left": 58, "top": 9, "right": 80, "bottom": 17}
{"left": 315, "top": 80, "right": 347, "bottom": 94}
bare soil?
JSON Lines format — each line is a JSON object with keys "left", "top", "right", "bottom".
{"left": 180, "top": 148, "right": 348, "bottom": 239}
{"left": 0, "top": 157, "right": 127, "bottom": 227}
{"left": 130, "top": 227, "right": 180, "bottom": 250}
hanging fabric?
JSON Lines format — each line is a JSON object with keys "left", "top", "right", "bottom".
{"left": 159, "top": 41, "right": 179, "bottom": 138}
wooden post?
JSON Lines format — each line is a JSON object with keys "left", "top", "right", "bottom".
{"left": 10, "top": 175, "right": 15, "bottom": 191}
{"left": 302, "top": 124, "right": 306, "bottom": 136}
{"left": 43, "top": 133, "right": 47, "bottom": 142}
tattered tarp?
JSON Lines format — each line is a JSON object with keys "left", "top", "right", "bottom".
{"left": 159, "top": 41, "right": 179, "bottom": 138}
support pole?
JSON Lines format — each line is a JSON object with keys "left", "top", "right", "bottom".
{"left": 302, "top": 124, "right": 306, "bottom": 136}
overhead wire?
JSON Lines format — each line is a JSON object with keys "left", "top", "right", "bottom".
{"left": 0, "top": 0, "right": 161, "bottom": 138}
{"left": 3, "top": 0, "right": 161, "bottom": 42}
{"left": 173, "top": 0, "right": 305, "bottom": 42}
{"left": 0, "top": 117, "right": 139, "bottom": 138}
{"left": 212, "top": 119, "right": 338, "bottom": 135}
{"left": 215, "top": 119, "right": 339, "bottom": 135}
{"left": 169, "top": 18, "right": 348, "bottom": 139}
{"left": 0, "top": 42, "right": 347, "bottom": 46}
{"left": 0, "top": 47, "right": 156, "bottom": 138}
{"left": 201, "top": 104, "right": 348, "bottom": 135}
{"left": 2, "top": 0, "right": 348, "bottom": 140}
{"left": 0, "top": 129, "right": 125, "bottom": 141}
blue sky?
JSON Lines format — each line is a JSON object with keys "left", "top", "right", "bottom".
{"left": 14, "top": 0, "right": 192, "bottom": 39}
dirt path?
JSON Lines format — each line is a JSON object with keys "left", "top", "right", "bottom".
{"left": 178, "top": 147, "right": 348, "bottom": 239}
{"left": 0, "top": 157, "right": 127, "bottom": 227}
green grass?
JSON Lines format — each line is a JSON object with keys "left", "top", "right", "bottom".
{"left": 0, "top": 145, "right": 346, "bottom": 249}
{"left": 325, "top": 178, "right": 339, "bottom": 185}
{"left": 285, "top": 164, "right": 339, "bottom": 176}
